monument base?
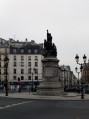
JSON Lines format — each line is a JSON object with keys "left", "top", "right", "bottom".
{"left": 37, "top": 82, "right": 64, "bottom": 96}
{"left": 37, "top": 57, "right": 64, "bottom": 96}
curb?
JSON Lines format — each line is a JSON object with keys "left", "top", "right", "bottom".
{"left": 0, "top": 94, "right": 89, "bottom": 101}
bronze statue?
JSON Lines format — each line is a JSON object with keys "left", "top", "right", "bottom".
{"left": 43, "top": 30, "right": 57, "bottom": 57}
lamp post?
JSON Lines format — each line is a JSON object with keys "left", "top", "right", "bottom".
{"left": 83, "top": 62, "right": 87, "bottom": 84}
{"left": 31, "top": 72, "right": 33, "bottom": 92}
{"left": 75, "top": 54, "right": 87, "bottom": 99}
{"left": 30, "top": 68, "right": 36, "bottom": 92}
{"left": 4, "top": 55, "right": 9, "bottom": 96}
{"left": 18, "top": 77, "right": 21, "bottom": 93}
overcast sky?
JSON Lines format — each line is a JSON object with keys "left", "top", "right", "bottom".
{"left": 0, "top": 0, "right": 89, "bottom": 76}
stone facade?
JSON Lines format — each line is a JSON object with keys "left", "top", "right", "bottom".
{"left": 0, "top": 38, "right": 43, "bottom": 88}
{"left": 59, "top": 65, "right": 77, "bottom": 87}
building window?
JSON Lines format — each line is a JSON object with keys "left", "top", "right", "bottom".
{"left": 4, "top": 76, "right": 7, "bottom": 80}
{"left": 28, "top": 76, "right": 31, "bottom": 80}
{"left": 21, "top": 49, "right": 24, "bottom": 53}
{"left": 28, "top": 56, "right": 31, "bottom": 60}
{"left": 0, "top": 76, "right": 1, "bottom": 81}
{"left": 35, "top": 76, "right": 38, "bottom": 80}
{"left": 21, "top": 69, "right": 24, "bottom": 74}
{"left": 13, "top": 49, "right": 17, "bottom": 53}
{"left": 0, "top": 55, "right": 1, "bottom": 60}
{"left": 13, "top": 62, "right": 17, "bottom": 66}
{"left": 21, "top": 76, "right": 24, "bottom": 80}
{"left": 4, "top": 69, "right": 6, "bottom": 74}
{"left": 14, "top": 56, "right": 16, "bottom": 60}
{"left": 28, "top": 49, "right": 31, "bottom": 53}
{"left": 35, "top": 56, "right": 38, "bottom": 60}
{"left": 28, "top": 62, "right": 31, "bottom": 67}
{"left": 13, "top": 69, "right": 16, "bottom": 74}
{"left": 0, "top": 62, "right": 1, "bottom": 67}
{"left": 5, "top": 49, "right": 7, "bottom": 53}
{"left": 35, "top": 62, "right": 38, "bottom": 67}
{"left": 21, "top": 56, "right": 24, "bottom": 60}
{"left": 34, "top": 49, "right": 38, "bottom": 53}
{"left": 28, "top": 69, "right": 31, "bottom": 74}
{"left": 13, "top": 76, "right": 16, "bottom": 80}
{"left": 21, "top": 62, "right": 24, "bottom": 67}
{"left": 34, "top": 69, "right": 38, "bottom": 74}
{"left": 0, "top": 69, "right": 1, "bottom": 74}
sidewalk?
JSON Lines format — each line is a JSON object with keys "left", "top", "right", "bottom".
{"left": 0, "top": 92, "right": 89, "bottom": 100}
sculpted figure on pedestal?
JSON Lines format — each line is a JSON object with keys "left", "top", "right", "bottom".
{"left": 43, "top": 30, "right": 57, "bottom": 57}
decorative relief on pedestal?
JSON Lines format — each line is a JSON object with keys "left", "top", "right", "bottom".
{"left": 44, "top": 67, "right": 53, "bottom": 77}
{"left": 54, "top": 68, "right": 58, "bottom": 77}
{"left": 44, "top": 67, "right": 58, "bottom": 77}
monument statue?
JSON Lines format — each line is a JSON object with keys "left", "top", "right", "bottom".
{"left": 43, "top": 30, "right": 57, "bottom": 57}
{"left": 37, "top": 30, "right": 64, "bottom": 96}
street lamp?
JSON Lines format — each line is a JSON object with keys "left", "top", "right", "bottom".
{"left": 83, "top": 54, "right": 87, "bottom": 63}
{"left": 4, "top": 55, "right": 9, "bottom": 96}
{"left": 75, "top": 54, "right": 87, "bottom": 99}
{"left": 31, "top": 72, "right": 33, "bottom": 92}
{"left": 83, "top": 54, "right": 87, "bottom": 83}
{"left": 30, "top": 68, "right": 36, "bottom": 92}
{"left": 18, "top": 77, "right": 21, "bottom": 93}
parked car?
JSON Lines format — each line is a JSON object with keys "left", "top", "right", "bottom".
{"left": 65, "top": 86, "right": 81, "bottom": 92}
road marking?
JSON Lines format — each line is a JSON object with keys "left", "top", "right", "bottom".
{"left": 0, "top": 101, "right": 32, "bottom": 110}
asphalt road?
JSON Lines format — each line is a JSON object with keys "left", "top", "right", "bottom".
{"left": 0, "top": 97, "right": 89, "bottom": 119}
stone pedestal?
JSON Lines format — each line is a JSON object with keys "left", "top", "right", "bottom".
{"left": 37, "top": 57, "right": 64, "bottom": 96}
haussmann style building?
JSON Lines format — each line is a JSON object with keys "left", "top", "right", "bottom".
{"left": 0, "top": 38, "right": 43, "bottom": 90}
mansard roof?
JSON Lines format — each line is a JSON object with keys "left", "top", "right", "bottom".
{"left": 10, "top": 42, "right": 43, "bottom": 54}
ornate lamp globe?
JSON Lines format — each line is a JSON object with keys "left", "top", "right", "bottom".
{"left": 75, "top": 54, "right": 79, "bottom": 64}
